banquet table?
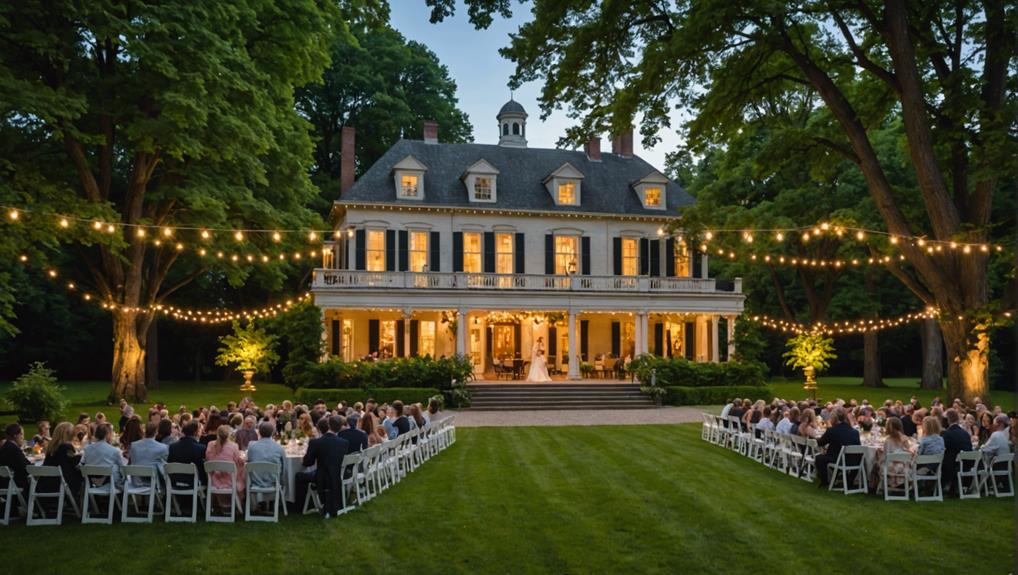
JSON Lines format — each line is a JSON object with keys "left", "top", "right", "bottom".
{"left": 240, "top": 442, "right": 308, "bottom": 503}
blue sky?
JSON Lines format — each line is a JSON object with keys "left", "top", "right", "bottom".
{"left": 390, "top": 2, "right": 682, "bottom": 169}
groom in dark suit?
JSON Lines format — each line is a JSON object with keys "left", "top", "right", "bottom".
{"left": 940, "top": 408, "right": 973, "bottom": 493}
{"left": 297, "top": 415, "right": 348, "bottom": 517}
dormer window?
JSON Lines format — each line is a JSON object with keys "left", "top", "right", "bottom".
{"left": 475, "top": 177, "right": 493, "bottom": 200}
{"left": 462, "top": 159, "right": 499, "bottom": 203}
{"left": 557, "top": 181, "right": 577, "bottom": 205}
{"left": 392, "top": 154, "right": 428, "bottom": 200}
{"left": 644, "top": 187, "right": 662, "bottom": 207}
{"left": 544, "top": 162, "right": 584, "bottom": 207}
{"left": 633, "top": 171, "right": 669, "bottom": 210}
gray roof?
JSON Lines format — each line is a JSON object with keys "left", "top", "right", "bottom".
{"left": 498, "top": 99, "right": 527, "bottom": 116}
{"left": 338, "top": 140, "right": 693, "bottom": 218}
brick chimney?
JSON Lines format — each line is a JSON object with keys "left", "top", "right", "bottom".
{"left": 423, "top": 120, "right": 439, "bottom": 144}
{"left": 340, "top": 126, "right": 355, "bottom": 196}
{"left": 584, "top": 136, "right": 601, "bottom": 161}
{"left": 611, "top": 127, "right": 634, "bottom": 158}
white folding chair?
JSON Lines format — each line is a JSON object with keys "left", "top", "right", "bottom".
{"left": 340, "top": 452, "right": 363, "bottom": 513}
{"left": 204, "top": 460, "right": 241, "bottom": 522}
{"left": 302, "top": 482, "right": 323, "bottom": 515}
{"left": 784, "top": 435, "right": 806, "bottom": 478}
{"left": 81, "top": 465, "right": 119, "bottom": 524}
{"left": 799, "top": 439, "right": 819, "bottom": 482}
{"left": 746, "top": 427, "right": 766, "bottom": 463}
{"left": 709, "top": 416, "right": 723, "bottom": 445}
{"left": 881, "top": 452, "right": 912, "bottom": 501}
{"left": 0, "top": 466, "right": 27, "bottom": 525}
{"left": 955, "top": 451, "right": 985, "bottom": 500}
{"left": 26, "top": 466, "right": 80, "bottom": 526}
{"left": 910, "top": 453, "right": 944, "bottom": 502}
{"left": 359, "top": 445, "right": 382, "bottom": 501}
{"left": 828, "top": 445, "right": 868, "bottom": 495}
{"left": 164, "top": 462, "right": 204, "bottom": 523}
{"left": 121, "top": 465, "right": 162, "bottom": 523}
{"left": 986, "top": 452, "right": 1014, "bottom": 498}
{"left": 396, "top": 433, "right": 414, "bottom": 479}
{"left": 245, "top": 461, "right": 287, "bottom": 522}
{"left": 700, "top": 414, "right": 713, "bottom": 442}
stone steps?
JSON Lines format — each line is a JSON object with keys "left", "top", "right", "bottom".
{"left": 467, "top": 382, "right": 656, "bottom": 410}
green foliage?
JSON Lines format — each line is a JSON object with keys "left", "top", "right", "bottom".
{"left": 783, "top": 333, "right": 837, "bottom": 374}
{"left": 4, "top": 362, "right": 68, "bottom": 423}
{"left": 293, "top": 355, "right": 474, "bottom": 392}
{"left": 295, "top": 387, "right": 441, "bottom": 407}
{"left": 216, "top": 321, "right": 280, "bottom": 375}
{"left": 731, "top": 317, "right": 767, "bottom": 364}
{"left": 263, "top": 300, "right": 324, "bottom": 389}
{"left": 628, "top": 355, "right": 767, "bottom": 388}
{"left": 664, "top": 385, "right": 772, "bottom": 406}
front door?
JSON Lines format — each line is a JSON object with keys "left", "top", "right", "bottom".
{"left": 492, "top": 324, "right": 516, "bottom": 360}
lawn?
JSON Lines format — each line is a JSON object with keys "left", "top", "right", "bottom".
{"left": 0, "top": 424, "right": 1011, "bottom": 574}
{"left": 768, "top": 376, "right": 1016, "bottom": 411}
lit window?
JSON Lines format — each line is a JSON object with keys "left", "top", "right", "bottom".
{"left": 341, "top": 319, "right": 353, "bottom": 361}
{"left": 474, "top": 177, "right": 493, "bottom": 201}
{"left": 419, "top": 321, "right": 436, "bottom": 357}
{"left": 495, "top": 233, "right": 514, "bottom": 274}
{"left": 644, "top": 187, "right": 662, "bottom": 207}
{"left": 380, "top": 320, "right": 396, "bottom": 358}
{"left": 557, "top": 181, "right": 577, "bottom": 205}
{"left": 674, "top": 240, "right": 691, "bottom": 276}
{"left": 401, "top": 174, "right": 419, "bottom": 197}
{"left": 622, "top": 238, "right": 639, "bottom": 276}
{"left": 366, "top": 230, "right": 385, "bottom": 271}
{"left": 463, "top": 232, "right": 482, "bottom": 273}
{"left": 410, "top": 231, "right": 429, "bottom": 272}
{"left": 554, "top": 235, "right": 578, "bottom": 274}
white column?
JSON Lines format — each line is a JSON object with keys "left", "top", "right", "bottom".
{"left": 637, "top": 311, "right": 649, "bottom": 356}
{"left": 403, "top": 309, "right": 412, "bottom": 358}
{"left": 456, "top": 308, "right": 468, "bottom": 357}
{"left": 701, "top": 254, "right": 709, "bottom": 278}
{"left": 567, "top": 309, "right": 580, "bottom": 380}
{"left": 710, "top": 315, "right": 720, "bottom": 363}
{"left": 727, "top": 315, "right": 736, "bottom": 361}
{"left": 633, "top": 313, "right": 642, "bottom": 359}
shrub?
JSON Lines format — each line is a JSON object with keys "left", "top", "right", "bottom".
{"left": 294, "top": 387, "right": 441, "bottom": 406}
{"left": 628, "top": 355, "right": 766, "bottom": 388}
{"left": 663, "top": 385, "right": 772, "bottom": 406}
{"left": 264, "top": 300, "right": 324, "bottom": 389}
{"left": 294, "top": 355, "right": 473, "bottom": 391}
{"left": 5, "top": 362, "right": 69, "bottom": 423}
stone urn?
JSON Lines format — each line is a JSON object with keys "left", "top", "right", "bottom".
{"left": 240, "top": 369, "right": 257, "bottom": 392}
{"left": 802, "top": 366, "right": 817, "bottom": 400}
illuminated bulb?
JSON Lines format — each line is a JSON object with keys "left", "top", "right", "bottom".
{"left": 890, "top": 236, "right": 899, "bottom": 245}
{"left": 309, "top": 231, "right": 318, "bottom": 241}
{"left": 162, "top": 227, "right": 173, "bottom": 237}
{"left": 820, "top": 222, "right": 830, "bottom": 231}
{"left": 347, "top": 229, "right": 354, "bottom": 238}
{"left": 93, "top": 221, "right": 103, "bottom": 230}
{"left": 136, "top": 228, "right": 146, "bottom": 238}
{"left": 272, "top": 232, "right": 282, "bottom": 242}
{"left": 310, "top": 250, "right": 317, "bottom": 257}
{"left": 334, "top": 230, "right": 342, "bottom": 239}
{"left": 657, "top": 227, "right": 664, "bottom": 236}
{"left": 856, "top": 231, "right": 864, "bottom": 241}
{"left": 217, "top": 251, "right": 224, "bottom": 259}
{"left": 175, "top": 243, "right": 184, "bottom": 251}
{"left": 199, "top": 249, "right": 207, "bottom": 256}
{"left": 154, "top": 239, "right": 162, "bottom": 246}
{"left": 106, "top": 224, "right": 115, "bottom": 233}
{"left": 278, "top": 254, "right": 285, "bottom": 260}
{"left": 19, "top": 254, "right": 28, "bottom": 262}
{"left": 231, "top": 254, "right": 239, "bottom": 262}
{"left": 84, "top": 294, "right": 91, "bottom": 301}
{"left": 963, "top": 245, "right": 971, "bottom": 254}
{"left": 979, "top": 245, "right": 988, "bottom": 252}
{"left": 261, "top": 255, "right": 269, "bottom": 262}
{"left": 917, "top": 238, "right": 926, "bottom": 247}
{"left": 47, "top": 269, "right": 57, "bottom": 278}
{"left": 744, "top": 233, "right": 753, "bottom": 243}
{"left": 59, "top": 218, "right": 69, "bottom": 228}
{"left": 8, "top": 209, "right": 18, "bottom": 221}
{"left": 67, "top": 283, "right": 75, "bottom": 290}
{"left": 705, "top": 231, "right": 713, "bottom": 241}
{"left": 246, "top": 255, "right": 254, "bottom": 262}
{"left": 234, "top": 231, "right": 244, "bottom": 242}
{"left": 201, "top": 230, "right": 210, "bottom": 240}
{"left": 775, "top": 232, "right": 784, "bottom": 241}
{"left": 294, "top": 253, "right": 302, "bottom": 260}
{"left": 812, "top": 227, "right": 821, "bottom": 236}
{"left": 801, "top": 233, "right": 810, "bottom": 242}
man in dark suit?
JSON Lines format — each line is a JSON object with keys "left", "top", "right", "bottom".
{"left": 337, "top": 416, "right": 368, "bottom": 453}
{"left": 0, "top": 423, "right": 30, "bottom": 512}
{"left": 815, "top": 407, "right": 861, "bottom": 487}
{"left": 393, "top": 401, "right": 411, "bottom": 436}
{"left": 296, "top": 415, "right": 349, "bottom": 518}
{"left": 899, "top": 406, "right": 918, "bottom": 437}
{"left": 167, "top": 421, "right": 207, "bottom": 487}
{"left": 940, "top": 408, "right": 973, "bottom": 493}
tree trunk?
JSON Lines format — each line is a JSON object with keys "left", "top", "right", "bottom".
{"left": 920, "top": 318, "right": 943, "bottom": 391}
{"left": 940, "top": 317, "right": 990, "bottom": 406}
{"left": 862, "top": 330, "right": 885, "bottom": 388}
{"left": 108, "top": 310, "right": 149, "bottom": 403}
{"left": 145, "top": 318, "right": 159, "bottom": 390}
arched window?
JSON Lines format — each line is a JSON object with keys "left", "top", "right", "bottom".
{"left": 512, "top": 122, "right": 520, "bottom": 135}
{"left": 502, "top": 123, "right": 509, "bottom": 136}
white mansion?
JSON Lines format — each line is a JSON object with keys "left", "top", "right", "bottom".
{"left": 313, "top": 100, "right": 744, "bottom": 379}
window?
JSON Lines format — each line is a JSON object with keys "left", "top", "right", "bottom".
{"left": 554, "top": 235, "right": 579, "bottom": 274}
{"left": 419, "top": 321, "right": 436, "bottom": 357}
{"left": 341, "top": 319, "right": 353, "bottom": 361}
{"left": 366, "top": 230, "right": 385, "bottom": 271}
{"left": 474, "top": 177, "right": 493, "bottom": 201}
{"left": 557, "top": 181, "right": 577, "bottom": 205}
{"left": 495, "top": 233, "right": 514, "bottom": 274}
{"left": 380, "top": 320, "right": 396, "bottom": 358}
{"left": 463, "top": 232, "right": 482, "bottom": 273}
{"left": 400, "top": 174, "right": 419, "bottom": 197}
{"left": 502, "top": 123, "right": 509, "bottom": 136}
{"left": 644, "top": 187, "right": 662, "bottom": 207}
{"left": 512, "top": 122, "right": 520, "bottom": 135}
{"left": 674, "top": 240, "right": 691, "bottom": 276}
{"left": 622, "top": 238, "right": 639, "bottom": 276}
{"left": 409, "top": 231, "right": 429, "bottom": 272}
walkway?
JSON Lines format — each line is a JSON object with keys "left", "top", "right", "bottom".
{"left": 444, "top": 406, "right": 707, "bottom": 427}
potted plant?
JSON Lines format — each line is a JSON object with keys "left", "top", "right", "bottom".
{"left": 783, "top": 332, "right": 837, "bottom": 400}
{"left": 216, "top": 320, "right": 280, "bottom": 392}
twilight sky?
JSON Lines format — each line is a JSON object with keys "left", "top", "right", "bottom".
{"left": 390, "top": 2, "right": 683, "bottom": 169}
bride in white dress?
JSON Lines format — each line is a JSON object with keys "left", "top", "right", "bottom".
{"left": 527, "top": 336, "right": 552, "bottom": 382}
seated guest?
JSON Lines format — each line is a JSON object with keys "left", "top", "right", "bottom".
{"left": 392, "top": 401, "right": 411, "bottom": 437}
{"left": 206, "top": 425, "right": 246, "bottom": 506}
{"left": 977, "top": 412, "right": 994, "bottom": 445}
{"left": 775, "top": 408, "right": 798, "bottom": 435}
{"left": 940, "top": 409, "right": 973, "bottom": 493}
{"left": 347, "top": 402, "right": 364, "bottom": 429}
{"left": 382, "top": 406, "right": 399, "bottom": 440}
{"left": 155, "top": 418, "right": 177, "bottom": 446}
{"left": 815, "top": 407, "right": 861, "bottom": 487}
{"left": 129, "top": 422, "right": 169, "bottom": 486}
{"left": 228, "top": 413, "right": 243, "bottom": 433}
{"left": 755, "top": 407, "right": 775, "bottom": 434}
{"left": 744, "top": 400, "right": 765, "bottom": 429}
{"left": 409, "top": 404, "right": 426, "bottom": 430}
{"left": 118, "top": 400, "right": 134, "bottom": 433}
{"left": 298, "top": 412, "right": 318, "bottom": 439}
{"left": 426, "top": 398, "right": 441, "bottom": 424}
{"left": 41, "top": 422, "right": 82, "bottom": 497}
{"left": 168, "top": 421, "right": 207, "bottom": 487}
{"left": 31, "top": 420, "right": 51, "bottom": 449}
{"left": 0, "top": 424, "right": 31, "bottom": 502}
{"left": 963, "top": 413, "right": 980, "bottom": 443}
{"left": 918, "top": 417, "right": 945, "bottom": 456}
{"left": 337, "top": 416, "right": 368, "bottom": 453}
{"left": 234, "top": 416, "right": 258, "bottom": 450}
{"left": 359, "top": 414, "right": 385, "bottom": 447}
{"left": 119, "top": 417, "right": 143, "bottom": 455}
{"left": 981, "top": 414, "right": 1011, "bottom": 461}
{"left": 72, "top": 423, "right": 90, "bottom": 448}
{"left": 201, "top": 415, "right": 223, "bottom": 446}
{"left": 798, "top": 409, "right": 818, "bottom": 438}
{"left": 81, "top": 423, "right": 126, "bottom": 488}
{"left": 719, "top": 398, "right": 738, "bottom": 420}
{"left": 295, "top": 417, "right": 348, "bottom": 518}
{"left": 245, "top": 422, "right": 284, "bottom": 490}
{"left": 899, "top": 406, "right": 918, "bottom": 437}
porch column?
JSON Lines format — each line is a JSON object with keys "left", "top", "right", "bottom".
{"left": 727, "top": 315, "right": 736, "bottom": 361}
{"left": 701, "top": 254, "right": 709, "bottom": 278}
{"left": 636, "top": 311, "right": 649, "bottom": 356}
{"left": 402, "top": 308, "right": 412, "bottom": 358}
{"left": 710, "top": 315, "right": 720, "bottom": 363}
{"left": 456, "top": 308, "right": 469, "bottom": 357}
{"left": 567, "top": 309, "right": 580, "bottom": 380}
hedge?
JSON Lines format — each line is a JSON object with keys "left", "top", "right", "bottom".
{"left": 291, "top": 355, "right": 473, "bottom": 391}
{"left": 295, "top": 387, "right": 441, "bottom": 407}
{"left": 663, "top": 385, "right": 772, "bottom": 406}
{"left": 629, "top": 355, "right": 767, "bottom": 388}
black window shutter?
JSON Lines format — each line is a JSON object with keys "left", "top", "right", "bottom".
{"left": 693, "top": 253, "right": 702, "bottom": 278}
{"left": 396, "top": 320, "right": 405, "bottom": 357}
{"left": 548, "top": 327, "right": 557, "bottom": 358}
{"left": 385, "top": 229, "right": 396, "bottom": 271}
{"left": 666, "top": 238, "right": 675, "bottom": 277}
{"left": 581, "top": 236, "right": 591, "bottom": 275}
{"left": 483, "top": 231, "right": 495, "bottom": 273}
{"left": 368, "top": 319, "right": 380, "bottom": 354}
{"left": 485, "top": 326, "right": 493, "bottom": 361}
{"left": 654, "top": 323, "right": 664, "bottom": 356}
{"left": 331, "top": 320, "right": 340, "bottom": 356}
{"left": 544, "top": 234, "right": 554, "bottom": 274}
{"left": 666, "top": 328, "right": 673, "bottom": 358}
{"left": 611, "top": 322, "right": 620, "bottom": 357}
{"left": 355, "top": 229, "right": 366, "bottom": 270}
{"left": 612, "top": 237, "right": 622, "bottom": 275}
{"left": 580, "top": 319, "right": 589, "bottom": 360}
{"left": 398, "top": 230, "right": 409, "bottom": 271}
{"left": 650, "top": 239, "right": 661, "bottom": 277}
{"left": 514, "top": 232, "right": 525, "bottom": 274}
{"left": 453, "top": 231, "right": 463, "bottom": 272}
{"left": 430, "top": 231, "right": 440, "bottom": 272}
{"left": 685, "top": 322, "right": 696, "bottom": 360}
{"left": 639, "top": 238, "right": 650, "bottom": 275}
{"left": 513, "top": 324, "right": 521, "bottom": 357}
{"left": 410, "top": 320, "right": 419, "bottom": 357}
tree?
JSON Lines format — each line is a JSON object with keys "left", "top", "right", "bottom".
{"left": 442, "top": 0, "right": 1016, "bottom": 404}
{"left": 216, "top": 321, "right": 280, "bottom": 376}
{"left": 0, "top": 1, "right": 342, "bottom": 401}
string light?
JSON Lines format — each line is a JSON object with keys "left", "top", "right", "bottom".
{"left": 7, "top": 209, "right": 18, "bottom": 221}
{"left": 749, "top": 307, "right": 1013, "bottom": 336}
{"left": 59, "top": 217, "right": 69, "bottom": 228}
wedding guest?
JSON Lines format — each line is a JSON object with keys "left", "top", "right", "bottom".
{"left": 755, "top": 407, "right": 776, "bottom": 433}
{"left": 206, "top": 425, "right": 246, "bottom": 509}
{"left": 815, "top": 408, "right": 860, "bottom": 487}
{"left": 295, "top": 417, "right": 348, "bottom": 518}
{"left": 119, "top": 418, "right": 143, "bottom": 455}
{"left": 977, "top": 412, "right": 994, "bottom": 445}
{"left": 899, "top": 406, "right": 917, "bottom": 437}
{"left": 81, "top": 423, "right": 126, "bottom": 488}
{"left": 168, "top": 421, "right": 207, "bottom": 487}
{"left": 0, "top": 423, "right": 30, "bottom": 500}
{"left": 42, "top": 422, "right": 82, "bottom": 497}
{"left": 337, "top": 416, "right": 368, "bottom": 453}
{"left": 31, "top": 420, "right": 51, "bottom": 449}
{"left": 798, "top": 409, "right": 818, "bottom": 438}
{"left": 201, "top": 415, "right": 223, "bottom": 446}
{"left": 963, "top": 414, "right": 979, "bottom": 442}
{"left": 246, "top": 422, "right": 285, "bottom": 490}
{"left": 981, "top": 414, "right": 1011, "bottom": 460}
{"left": 382, "top": 406, "right": 398, "bottom": 440}
{"left": 941, "top": 409, "right": 973, "bottom": 493}
{"left": 235, "top": 416, "right": 259, "bottom": 450}
{"left": 719, "top": 398, "right": 738, "bottom": 420}
{"left": 155, "top": 418, "right": 178, "bottom": 446}
{"left": 347, "top": 402, "right": 364, "bottom": 429}
{"left": 72, "top": 423, "right": 90, "bottom": 448}
{"left": 298, "top": 412, "right": 318, "bottom": 439}
{"left": 776, "top": 407, "right": 799, "bottom": 435}
{"left": 359, "top": 414, "right": 384, "bottom": 447}
{"left": 228, "top": 412, "right": 243, "bottom": 433}
{"left": 393, "top": 401, "right": 412, "bottom": 437}
{"left": 409, "top": 404, "right": 426, "bottom": 430}
{"left": 426, "top": 398, "right": 441, "bottom": 424}
{"left": 129, "top": 422, "right": 169, "bottom": 486}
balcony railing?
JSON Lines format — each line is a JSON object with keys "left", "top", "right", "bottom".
{"left": 312, "top": 269, "right": 740, "bottom": 294}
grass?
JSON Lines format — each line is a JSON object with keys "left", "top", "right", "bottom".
{"left": 767, "top": 376, "right": 1016, "bottom": 411}
{"left": 0, "top": 424, "right": 1011, "bottom": 574}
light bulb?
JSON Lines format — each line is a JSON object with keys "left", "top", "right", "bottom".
{"left": 59, "top": 218, "right": 69, "bottom": 228}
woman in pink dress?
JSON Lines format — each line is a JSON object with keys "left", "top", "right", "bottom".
{"left": 205, "top": 425, "right": 245, "bottom": 508}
